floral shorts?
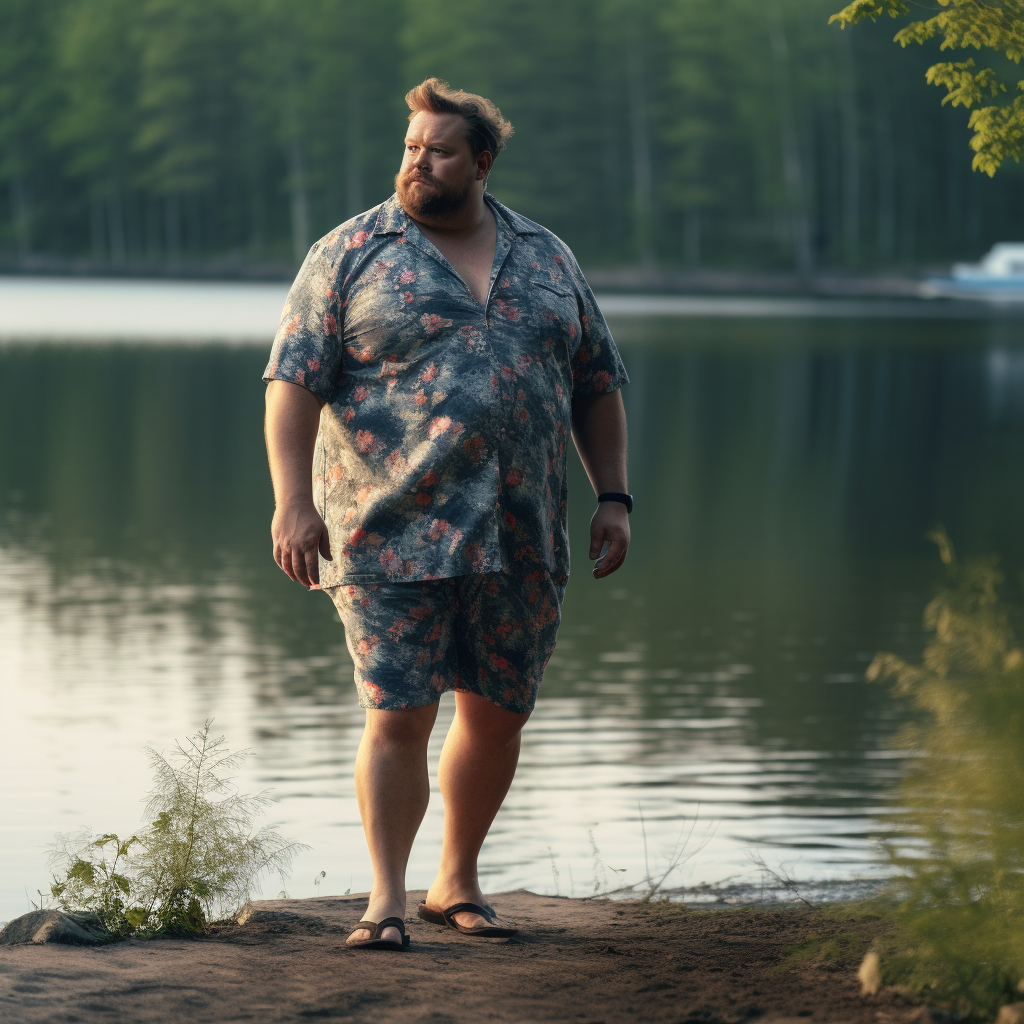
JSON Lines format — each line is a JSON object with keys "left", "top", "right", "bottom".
{"left": 325, "top": 567, "right": 565, "bottom": 715}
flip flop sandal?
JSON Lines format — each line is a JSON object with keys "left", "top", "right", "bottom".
{"left": 417, "top": 900, "right": 517, "bottom": 937}
{"left": 347, "top": 917, "right": 410, "bottom": 950}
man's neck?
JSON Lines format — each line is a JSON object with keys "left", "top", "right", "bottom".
{"left": 406, "top": 193, "right": 497, "bottom": 305}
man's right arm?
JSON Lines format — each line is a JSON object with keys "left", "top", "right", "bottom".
{"left": 265, "top": 380, "right": 331, "bottom": 589}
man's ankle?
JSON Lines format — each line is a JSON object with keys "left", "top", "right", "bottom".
{"left": 367, "top": 888, "right": 407, "bottom": 907}
{"left": 428, "top": 876, "right": 484, "bottom": 899}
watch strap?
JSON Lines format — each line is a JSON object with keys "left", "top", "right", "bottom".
{"left": 598, "top": 492, "right": 633, "bottom": 514}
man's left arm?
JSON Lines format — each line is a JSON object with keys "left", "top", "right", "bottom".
{"left": 571, "top": 389, "right": 629, "bottom": 579}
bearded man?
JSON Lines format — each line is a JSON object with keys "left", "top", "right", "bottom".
{"left": 263, "top": 78, "right": 631, "bottom": 950}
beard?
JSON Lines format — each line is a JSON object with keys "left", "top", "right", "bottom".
{"left": 395, "top": 167, "right": 476, "bottom": 220}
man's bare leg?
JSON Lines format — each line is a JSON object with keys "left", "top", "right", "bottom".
{"left": 425, "top": 690, "right": 530, "bottom": 929}
{"left": 348, "top": 702, "right": 438, "bottom": 945}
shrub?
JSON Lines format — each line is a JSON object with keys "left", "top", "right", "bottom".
{"left": 50, "top": 722, "right": 305, "bottom": 937}
{"left": 869, "top": 530, "right": 1024, "bottom": 1018}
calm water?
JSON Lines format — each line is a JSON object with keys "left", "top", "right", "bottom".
{"left": 3, "top": 307, "right": 1024, "bottom": 922}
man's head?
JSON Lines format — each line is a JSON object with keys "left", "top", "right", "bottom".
{"left": 395, "top": 78, "right": 513, "bottom": 223}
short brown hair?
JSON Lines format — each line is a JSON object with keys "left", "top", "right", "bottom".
{"left": 405, "top": 77, "right": 513, "bottom": 160}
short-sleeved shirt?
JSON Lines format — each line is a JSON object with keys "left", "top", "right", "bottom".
{"left": 262, "top": 192, "right": 628, "bottom": 589}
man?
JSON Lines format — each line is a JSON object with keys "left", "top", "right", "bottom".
{"left": 263, "top": 78, "right": 631, "bottom": 950}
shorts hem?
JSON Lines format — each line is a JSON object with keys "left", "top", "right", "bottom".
{"left": 451, "top": 685, "right": 537, "bottom": 716}
{"left": 357, "top": 695, "right": 443, "bottom": 711}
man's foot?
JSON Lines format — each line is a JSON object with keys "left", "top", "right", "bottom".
{"left": 347, "top": 895, "right": 406, "bottom": 946}
{"left": 423, "top": 882, "right": 494, "bottom": 932}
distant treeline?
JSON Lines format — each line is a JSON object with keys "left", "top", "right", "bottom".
{"left": 2, "top": 0, "right": 1021, "bottom": 273}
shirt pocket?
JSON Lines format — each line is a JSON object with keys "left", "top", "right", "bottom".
{"left": 528, "top": 277, "right": 576, "bottom": 301}
{"left": 527, "top": 277, "right": 579, "bottom": 362}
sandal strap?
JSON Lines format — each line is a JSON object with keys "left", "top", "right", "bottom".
{"left": 355, "top": 917, "right": 406, "bottom": 939}
{"left": 442, "top": 902, "right": 496, "bottom": 924}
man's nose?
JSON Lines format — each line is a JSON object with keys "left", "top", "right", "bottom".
{"left": 411, "top": 147, "right": 430, "bottom": 168}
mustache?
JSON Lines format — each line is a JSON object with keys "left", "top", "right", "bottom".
{"left": 402, "top": 168, "right": 439, "bottom": 185}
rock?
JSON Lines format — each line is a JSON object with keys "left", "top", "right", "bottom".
{"left": 996, "top": 1004, "right": 1024, "bottom": 1024}
{"left": 0, "top": 909, "right": 116, "bottom": 945}
{"left": 858, "top": 950, "right": 882, "bottom": 997}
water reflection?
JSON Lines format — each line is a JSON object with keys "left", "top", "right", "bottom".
{"left": 2, "top": 317, "right": 1024, "bottom": 920}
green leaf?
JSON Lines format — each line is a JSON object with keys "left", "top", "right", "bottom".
{"left": 124, "top": 907, "right": 150, "bottom": 928}
{"left": 111, "top": 873, "right": 131, "bottom": 896}
{"left": 117, "top": 836, "right": 140, "bottom": 858}
{"left": 829, "top": 0, "right": 908, "bottom": 29}
{"left": 67, "top": 859, "right": 96, "bottom": 884}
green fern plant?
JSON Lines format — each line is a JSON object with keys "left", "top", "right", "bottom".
{"left": 50, "top": 722, "right": 305, "bottom": 937}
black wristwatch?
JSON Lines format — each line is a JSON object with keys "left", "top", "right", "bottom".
{"left": 598, "top": 492, "right": 633, "bottom": 514}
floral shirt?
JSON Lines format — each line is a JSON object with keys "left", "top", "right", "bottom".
{"left": 263, "top": 193, "right": 628, "bottom": 589}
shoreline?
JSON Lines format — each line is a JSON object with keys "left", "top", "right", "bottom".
{"left": 0, "top": 888, "right": 929, "bottom": 1023}
{"left": 1, "top": 258, "right": 932, "bottom": 297}
{"left": 3, "top": 275, "right": 1022, "bottom": 349}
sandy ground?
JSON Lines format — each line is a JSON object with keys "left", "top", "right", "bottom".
{"left": 0, "top": 889, "right": 929, "bottom": 1024}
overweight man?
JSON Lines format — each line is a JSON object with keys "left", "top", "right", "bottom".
{"left": 263, "top": 78, "right": 631, "bottom": 950}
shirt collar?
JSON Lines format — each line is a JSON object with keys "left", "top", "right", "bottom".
{"left": 372, "top": 192, "right": 539, "bottom": 237}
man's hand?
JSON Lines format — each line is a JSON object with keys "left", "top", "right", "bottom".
{"left": 589, "top": 501, "right": 630, "bottom": 579}
{"left": 272, "top": 501, "right": 332, "bottom": 589}
{"left": 572, "top": 389, "right": 630, "bottom": 580}
{"left": 265, "top": 379, "right": 329, "bottom": 589}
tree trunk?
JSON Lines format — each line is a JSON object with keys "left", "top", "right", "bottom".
{"left": 107, "top": 187, "right": 127, "bottom": 265}
{"left": 966, "top": 163, "right": 982, "bottom": 249}
{"left": 89, "top": 191, "right": 107, "bottom": 263}
{"left": 627, "top": 16, "right": 655, "bottom": 268}
{"left": 248, "top": 161, "right": 265, "bottom": 259}
{"left": 145, "top": 199, "right": 162, "bottom": 262}
{"left": 9, "top": 175, "right": 32, "bottom": 261}
{"left": 164, "top": 193, "right": 182, "bottom": 262}
{"left": 769, "top": 16, "right": 813, "bottom": 274}
{"left": 346, "top": 81, "right": 364, "bottom": 218}
{"left": 685, "top": 208, "right": 701, "bottom": 268}
{"left": 873, "top": 82, "right": 895, "bottom": 266}
{"left": 837, "top": 30, "right": 860, "bottom": 268}
{"left": 600, "top": 35, "right": 624, "bottom": 256}
{"left": 289, "top": 134, "right": 310, "bottom": 263}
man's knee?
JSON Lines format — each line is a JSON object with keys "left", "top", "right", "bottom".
{"left": 456, "top": 691, "right": 531, "bottom": 742}
{"left": 363, "top": 703, "right": 438, "bottom": 746}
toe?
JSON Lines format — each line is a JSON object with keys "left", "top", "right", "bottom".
{"left": 452, "top": 911, "right": 488, "bottom": 930}
{"left": 346, "top": 925, "right": 404, "bottom": 945}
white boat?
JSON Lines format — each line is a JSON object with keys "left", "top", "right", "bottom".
{"left": 924, "top": 243, "right": 1024, "bottom": 300}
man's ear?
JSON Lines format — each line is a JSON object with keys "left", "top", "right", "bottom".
{"left": 476, "top": 150, "right": 493, "bottom": 181}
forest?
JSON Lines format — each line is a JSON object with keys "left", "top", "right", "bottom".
{"left": 2, "top": 0, "right": 1022, "bottom": 274}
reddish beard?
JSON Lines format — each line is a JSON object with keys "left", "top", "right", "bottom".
{"left": 396, "top": 167, "right": 476, "bottom": 219}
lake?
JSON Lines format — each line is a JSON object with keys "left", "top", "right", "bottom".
{"left": 3, "top": 282, "right": 1024, "bottom": 922}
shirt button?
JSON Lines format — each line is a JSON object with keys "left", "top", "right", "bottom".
{"left": 500, "top": 427, "right": 506, "bottom": 437}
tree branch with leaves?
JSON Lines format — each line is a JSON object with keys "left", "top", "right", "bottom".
{"left": 830, "top": 0, "right": 1024, "bottom": 174}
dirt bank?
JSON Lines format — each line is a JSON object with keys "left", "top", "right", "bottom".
{"left": 0, "top": 889, "right": 927, "bottom": 1023}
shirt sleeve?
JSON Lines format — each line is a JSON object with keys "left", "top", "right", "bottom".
{"left": 568, "top": 257, "right": 629, "bottom": 399}
{"left": 262, "top": 242, "right": 343, "bottom": 401}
